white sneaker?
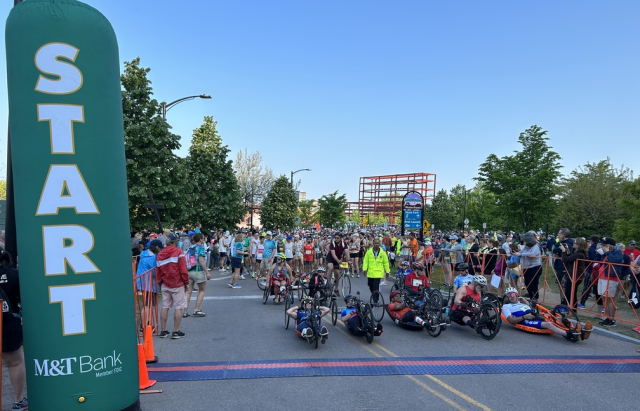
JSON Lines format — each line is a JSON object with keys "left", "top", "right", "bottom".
{"left": 239, "top": 275, "right": 246, "bottom": 280}
{"left": 380, "top": 281, "right": 387, "bottom": 286}
{"left": 302, "top": 328, "right": 313, "bottom": 338}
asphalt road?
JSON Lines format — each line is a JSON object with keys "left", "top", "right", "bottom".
{"left": 135, "top": 268, "right": 639, "bottom": 411}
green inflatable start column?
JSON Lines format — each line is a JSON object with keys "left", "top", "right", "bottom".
{"left": 5, "top": 0, "right": 139, "bottom": 409}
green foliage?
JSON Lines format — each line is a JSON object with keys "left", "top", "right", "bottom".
{"left": 464, "top": 184, "right": 504, "bottom": 232}
{"left": 555, "top": 159, "right": 633, "bottom": 238}
{"left": 0, "top": 179, "right": 5, "bottom": 200}
{"left": 424, "top": 189, "right": 456, "bottom": 230}
{"left": 317, "top": 191, "right": 348, "bottom": 229}
{"left": 349, "top": 209, "right": 362, "bottom": 224}
{"left": 184, "top": 116, "right": 244, "bottom": 230}
{"left": 260, "top": 175, "right": 298, "bottom": 230}
{"left": 370, "top": 213, "right": 388, "bottom": 226}
{"left": 121, "top": 58, "right": 184, "bottom": 231}
{"left": 614, "top": 177, "right": 640, "bottom": 243}
{"left": 298, "top": 199, "right": 317, "bottom": 227}
{"left": 476, "top": 125, "right": 562, "bottom": 231}
{"left": 234, "top": 148, "right": 274, "bottom": 211}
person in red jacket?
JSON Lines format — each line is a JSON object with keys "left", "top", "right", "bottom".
{"left": 156, "top": 233, "right": 189, "bottom": 339}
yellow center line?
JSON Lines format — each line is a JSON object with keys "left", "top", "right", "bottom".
{"left": 372, "top": 341, "right": 492, "bottom": 411}
{"left": 329, "top": 322, "right": 466, "bottom": 411}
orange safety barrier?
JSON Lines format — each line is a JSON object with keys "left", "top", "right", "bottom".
{"left": 134, "top": 265, "right": 159, "bottom": 339}
{"left": 143, "top": 325, "right": 158, "bottom": 363}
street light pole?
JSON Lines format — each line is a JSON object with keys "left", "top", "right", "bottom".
{"left": 162, "top": 94, "right": 211, "bottom": 118}
{"left": 462, "top": 186, "right": 473, "bottom": 231}
{"left": 290, "top": 168, "right": 311, "bottom": 187}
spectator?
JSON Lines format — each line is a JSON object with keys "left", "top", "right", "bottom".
{"left": 185, "top": 233, "right": 212, "bottom": 316}
{"left": 482, "top": 239, "right": 499, "bottom": 288}
{"left": 595, "top": 237, "right": 623, "bottom": 327}
{"left": 624, "top": 240, "right": 638, "bottom": 263}
{"left": 0, "top": 251, "right": 28, "bottom": 410}
{"left": 156, "top": 233, "right": 189, "bottom": 338}
{"left": 467, "top": 235, "right": 479, "bottom": 275}
{"left": 408, "top": 233, "right": 419, "bottom": 263}
{"left": 552, "top": 228, "right": 574, "bottom": 286}
{"left": 136, "top": 239, "right": 162, "bottom": 296}
{"left": 229, "top": 233, "right": 247, "bottom": 289}
{"left": 560, "top": 237, "right": 588, "bottom": 308}
{"left": 577, "top": 235, "right": 600, "bottom": 309}
{"left": 513, "top": 231, "right": 543, "bottom": 299}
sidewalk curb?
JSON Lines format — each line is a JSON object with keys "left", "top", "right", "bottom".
{"left": 590, "top": 325, "right": 640, "bottom": 344}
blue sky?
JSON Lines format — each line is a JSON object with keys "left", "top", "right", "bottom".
{"left": 1, "top": 0, "right": 639, "bottom": 203}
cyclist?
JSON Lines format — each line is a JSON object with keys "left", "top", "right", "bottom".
{"left": 308, "top": 266, "right": 328, "bottom": 299}
{"left": 394, "top": 260, "right": 413, "bottom": 290}
{"left": 286, "top": 296, "right": 329, "bottom": 343}
{"left": 502, "top": 287, "right": 592, "bottom": 342}
{"left": 267, "top": 253, "right": 291, "bottom": 303}
{"left": 327, "top": 233, "right": 348, "bottom": 296}
{"left": 388, "top": 290, "right": 429, "bottom": 327}
{"left": 450, "top": 274, "right": 486, "bottom": 330}
{"left": 453, "top": 263, "right": 474, "bottom": 292}
{"left": 341, "top": 294, "right": 383, "bottom": 336}
{"left": 404, "top": 262, "right": 429, "bottom": 296}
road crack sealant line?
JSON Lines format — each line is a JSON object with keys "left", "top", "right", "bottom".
{"left": 148, "top": 355, "right": 640, "bottom": 382}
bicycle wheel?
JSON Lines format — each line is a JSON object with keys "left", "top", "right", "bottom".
{"left": 308, "top": 313, "right": 319, "bottom": 349}
{"left": 370, "top": 291, "right": 385, "bottom": 322}
{"left": 262, "top": 284, "right": 269, "bottom": 304}
{"left": 482, "top": 292, "right": 502, "bottom": 309}
{"left": 551, "top": 304, "right": 580, "bottom": 330}
{"left": 429, "top": 289, "right": 444, "bottom": 317}
{"left": 331, "top": 298, "right": 339, "bottom": 326}
{"left": 363, "top": 303, "right": 375, "bottom": 344}
{"left": 256, "top": 270, "right": 267, "bottom": 291}
{"left": 285, "top": 294, "right": 291, "bottom": 329}
{"left": 477, "top": 302, "right": 501, "bottom": 340}
{"left": 340, "top": 274, "right": 351, "bottom": 296}
{"left": 425, "top": 299, "right": 442, "bottom": 337}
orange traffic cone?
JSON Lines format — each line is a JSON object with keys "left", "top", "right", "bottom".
{"left": 138, "top": 344, "right": 156, "bottom": 390}
{"left": 143, "top": 325, "right": 158, "bottom": 363}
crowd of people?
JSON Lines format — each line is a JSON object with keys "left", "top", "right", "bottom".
{"left": 131, "top": 224, "right": 639, "bottom": 347}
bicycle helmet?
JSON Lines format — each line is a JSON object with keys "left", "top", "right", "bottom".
{"left": 317, "top": 266, "right": 326, "bottom": 272}
{"left": 413, "top": 262, "right": 425, "bottom": 270}
{"left": 390, "top": 290, "right": 402, "bottom": 300}
{"left": 344, "top": 294, "right": 355, "bottom": 307}
{"left": 276, "top": 252, "right": 286, "bottom": 260}
{"left": 301, "top": 296, "right": 314, "bottom": 307}
{"left": 454, "top": 263, "right": 469, "bottom": 272}
{"left": 401, "top": 260, "right": 410, "bottom": 267}
{"left": 505, "top": 287, "right": 519, "bottom": 296}
{"left": 472, "top": 275, "right": 487, "bottom": 286}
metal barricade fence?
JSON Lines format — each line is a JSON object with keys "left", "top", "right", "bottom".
{"left": 133, "top": 256, "right": 159, "bottom": 339}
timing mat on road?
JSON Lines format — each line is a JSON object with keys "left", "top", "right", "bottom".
{"left": 148, "top": 356, "right": 640, "bottom": 381}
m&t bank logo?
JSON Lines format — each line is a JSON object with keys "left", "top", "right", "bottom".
{"left": 34, "top": 351, "right": 122, "bottom": 377}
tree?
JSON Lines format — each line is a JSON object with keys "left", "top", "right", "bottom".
{"left": 555, "top": 159, "right": 633, "bottom": 238}
{"left": 424, "top": 189, "right": 456, "bottom": 230}
{"left": 298, "top": 199, "right": 317, "bottom": 227}
{"left": 234, "top": 148, "right": 275, "bottom": 213}
{"left": 121, "top": 57, "right": 184, "bottom": 231}
{"left": 476, "top": 125, "right": 562, "bottom": 231}
{"left": 465, "top": 184, "right": 504, "bottom": 232}
{"left": 614, "top": 177, "right": 640, "bottom": 242}
{"left": 260, "top": 175, "right": 298, "bottom": 230}
{"left": 184, "top": 116, "right": 244, "bottom": 229}
{"left": 317, "top": 191, "right": 348, "bottom": 229}
{"left": 0, "top": 179, "right": 5, "bottom": 200}
{"left": 349, "top": 209, "right": 362, "bottom": 224}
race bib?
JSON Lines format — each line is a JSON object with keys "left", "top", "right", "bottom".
{"left": 257, "top": 252, "right": 263, "bottom": 259}
{"left": 413, "top": 279, "right": 422, "bottom": 287}
{"left": 305, "top": 250, "right": 312, "bottom": 255}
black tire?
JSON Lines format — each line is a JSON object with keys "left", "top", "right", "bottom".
{"left": 262, "top": 284, "right": 269, "bottom": 304}
{"left": 341, "top": 274, "right": 351, "bottom": 296}
{"left": 551, "top": 304, "right": 580, "bottom": 330}
{"left": 478, "top": 302, "right": 501, "bottom": 340}
{"left": 285, "top": 294, "right": 291, "bottom": 329}
{"left": 363, "top": 303, "right": 375, "bottom": 344}
{"left": 425, "top": 298, "right": 443, "bottom": 337}
{"left": 308, "top": 312, "right": 319, "bottom": 349}
{"left": 331, "top": 298, "right": 338, "bottom": 326}
{"left": 257, "top": 270, "right": 267, "bottom": 291}
{"left": 429, "top": 289, "right": 444, "bottom": 317}
{"left": 482, "top": 292, "right": 502, "bottom": 309}
{"left": 370, "top": 291, "right": 385, "bottom": 322}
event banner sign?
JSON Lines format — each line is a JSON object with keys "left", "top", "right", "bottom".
{"left": 6, "top": 0, "right": 139, "bottom": 409}
{"left": 401, "top": 191, "right": 423, "bottom": 239}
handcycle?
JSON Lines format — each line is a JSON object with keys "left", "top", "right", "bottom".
{"left": 500, "top": 297, "right": 581, "bottom": 335}
{"left": 287, "top": 296, "right": 326, "bottom": 349}
{"left": 262, "top": 275, "right": 293, "bottom": 305}
{"left": 335, "top": 291, "right": 377, "bottom": 344}
{"left": 384, "top": 287, "right": 448, "bottom": 337}
{"left": 450, "top": 295, "right": 501, "bottom": 340}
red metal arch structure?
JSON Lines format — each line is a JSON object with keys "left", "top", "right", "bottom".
{"left": 348, "top": 173, "right": 436, "bottom": 224}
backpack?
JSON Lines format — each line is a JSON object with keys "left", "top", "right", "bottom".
{"left": 186, "top": 246, "right": 197, "bottom": 271}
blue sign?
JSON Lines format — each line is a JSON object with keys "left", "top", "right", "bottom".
{"left": 403, "top": 209, "right": 422, "bottom": 229}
